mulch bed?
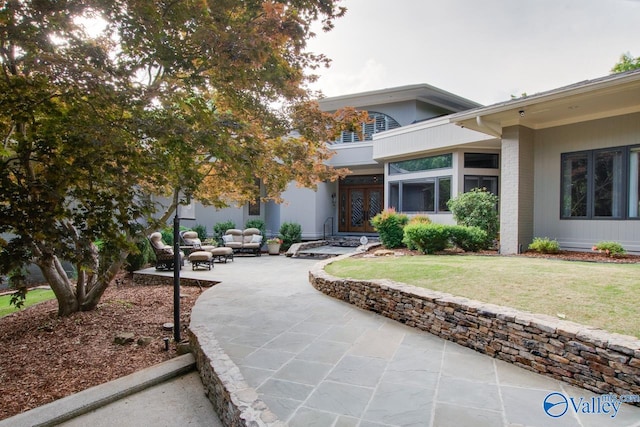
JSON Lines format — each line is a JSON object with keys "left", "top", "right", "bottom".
{"left": 0, "top": 273, "right": 205, "bottom": 421}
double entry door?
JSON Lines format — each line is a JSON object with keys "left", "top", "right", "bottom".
{"left": 340, "top": 185, "right": 383, "bottom": 233}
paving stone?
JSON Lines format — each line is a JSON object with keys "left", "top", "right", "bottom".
{"left": 287, "top": 407, "right": 337, "bottom": 427}
{"left": 273, "top": 359, "right": 333, "bottom": 386}
{"left": 432, "top": 402, "right": 503, "bottom": 427}
{"left": 257, "top": 378, "right": 315, "bottom": 401}
{"left": 304, "top": 381, "right": 373, "bottom": 417}
{"left": 326, "top": 355, "right": 387, "bottom": 387}
{"left": 362, "top": 381, "right": 433, "bottom": 426}
{"left": 295, "top": 340, "right": 351, "bottom": 364}
{"left": 437, "top": 377, "right": 502, "bottom": 411}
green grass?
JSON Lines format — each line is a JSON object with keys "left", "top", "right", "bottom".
{"left": 0, "top": 288, "right": 56, "bottom": 317}
{"left": 326, "top": 255, "right": 640, "bottom": 338}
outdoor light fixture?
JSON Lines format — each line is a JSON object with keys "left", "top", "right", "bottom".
{"left": 331, "top": 193, "right": 337, "bottom": 207}
{"left": 172, "top": 192, "right": 196, "bottom": 343}
{"left": 519, "top": 110, "right": 525, "bottom": 117}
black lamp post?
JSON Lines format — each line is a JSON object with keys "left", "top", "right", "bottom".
{"left": 172, "top": 191, "right": 195, "bottom": 343}
{"left": 172, "top": 211, "right": 181, "bottom": 342}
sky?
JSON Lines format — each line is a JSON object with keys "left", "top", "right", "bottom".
{"left": 306, "top": 0, "right": 640, "bottom": 105}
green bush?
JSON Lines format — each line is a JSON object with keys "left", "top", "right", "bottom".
{"left": 449, "top": 226, "right": 489, "bottom": 252}
{"left": 126, "top": 238, "right": 153, "bottom": 272}
{"left": 592, "top": 241, "right": 626, "bottom": 257}
{"left": 279, "top": 222, "right": 302, "bottom": 251}
{"left": 403, "top": 223, "right": 450, "bottom": 254}
{"left": 528, "top": 237, "right": 560, "bottom": 254}
{"left": 408, "top": 215, "right": 431, "bottom": 225}
{"left": 213, "top": 220, "right": 236, "bottom": 243}
{"left": 191, "top": 224, "right": 208, "bottom": 241}
{"left": 160, "top": 225, "right": 190, "bottom": 246}
{"left": 370, "top": 208, "right": 409, "bottom": 248}
{"left": 245, "top": 219, "right": 266, "bottom": 237}
{"left": 447, "top": 188, "right": 499, "bottom": 242}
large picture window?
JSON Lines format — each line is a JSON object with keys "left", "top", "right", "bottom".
{"left": 389, "top": 177, "right": 451, "bottom": 213}
{"left": 561, "top": 148, "right": 626, "bottom": 219}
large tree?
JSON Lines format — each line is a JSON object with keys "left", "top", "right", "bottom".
{"left": 0, "top": 0, "right": 365, "bottom": 315}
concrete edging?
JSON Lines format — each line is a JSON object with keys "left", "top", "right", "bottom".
{"left": 0, "top": 354, "right": 196, "bottom": 427}
{"left": 309, "top": 254, "right": 640, "bottom": 402}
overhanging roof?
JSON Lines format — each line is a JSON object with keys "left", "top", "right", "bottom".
{"left": 450, "top": 69, "right": 640, "bottom": 135}
{"left": 318, "top": 84, "right": 482, "bottom": 113}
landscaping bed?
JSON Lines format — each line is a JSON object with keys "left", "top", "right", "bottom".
{"left": 0, "top": 273, "right": 203, "bottom": 421}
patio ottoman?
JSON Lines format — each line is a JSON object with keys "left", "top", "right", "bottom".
{"left": 210, "top": 247, "right": 234, "bottom": 263}
{"left": 188, "top": 251, "right": 213, "bottom": 270}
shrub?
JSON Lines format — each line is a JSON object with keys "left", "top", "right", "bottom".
{"left": 213, "top": 220, "right": 236, "bottom": 243}
{"left": 279, "top": 222, "right": 302, "bottom": 251}
{"left": 191, "top": 224, "right": 208, "bottom": 241}
{"left": 447, "top": 188, "right": 499, "bottom": 241}
{"left": 408, "top": 215, "right": 432, "bottom": 225}
{"left": 125, "top": 238, "right": 153, "bottom": 272}
{"left": 245, "top": 219, "right": 266, "bottom": 237}
{"left": 592, "top": 241, "right": 626, "bottom": 257}
{"left": 370, "top": 208, "right": 409, "bottom": 248}
{"left": 449, "top": 225, "right": 489, "bottom": 252}
{"left": 160, "top": 225, "right": 190, "bottom": 246}
{"left": 528, "top": 237, "right": 560, "bottom": 254}
{"left": 403, "top": 223, "right": 450, "bottom": 254}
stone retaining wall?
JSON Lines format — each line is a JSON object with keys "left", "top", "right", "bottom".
{"left": 132, "top": 272, "right": 219, "bottom": 288}
{"left": 309, "top": 256, "right": 640, "bottom": 402}
{"left": 189, "top": 329, "right": 284, "bottom": 427}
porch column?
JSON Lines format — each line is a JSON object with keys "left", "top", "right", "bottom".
{"left": 500, "top": 126, "right": 534, "bottom": 254}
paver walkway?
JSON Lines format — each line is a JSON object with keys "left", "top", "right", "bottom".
{"left": 188, "top": 255, "right": 640, "bottom": 427}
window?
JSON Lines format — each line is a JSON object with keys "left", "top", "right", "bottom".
{"left": 464, "top": 176, "right": 498, "bottom": 196}
{"left": 629, "top": 148, "right": 640, "bottom": 218}
{"left": 464, "top": 153, "right": 499, "bottom": 169}
{"left": 389, "top": 154, "right": 453, "bottom": 175}
{"left": 337, "top": 112, "right": 401, "bottom": 143}
{"left": 561, "top": 148, "right": 625, "bottom": 219}
{"left": 389, "top": 177, "right": 451, "bottom": 213}
{"left": 248, "top": 178, "right": 261, "bottom": 216}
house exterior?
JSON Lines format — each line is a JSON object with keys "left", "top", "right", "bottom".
{"left": 185, "top": 70, "right": 640, "bottom": 254}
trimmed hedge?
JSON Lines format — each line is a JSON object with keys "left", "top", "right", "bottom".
{"left": 403, "top": 223, "right": 490, "bottom": 254}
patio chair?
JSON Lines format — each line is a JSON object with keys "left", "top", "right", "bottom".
{"left": 179, "top": 230, "right": 216, "bottom": 254}
{"left": 148, "top": 232, "right": 184, "bottom": 271}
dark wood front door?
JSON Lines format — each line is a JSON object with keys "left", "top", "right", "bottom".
{"left": 340, "top": 186, "right": 383, "bottom": 233}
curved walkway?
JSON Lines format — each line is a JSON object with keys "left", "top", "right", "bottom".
{"left": 190, "top": 255, "right": 640, "bottom": 427}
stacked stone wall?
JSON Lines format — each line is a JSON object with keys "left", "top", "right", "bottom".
{"left": 189, "top": 329, "right": 284, "bottom": 427}
{"left": 132, "top": 272, "right": 218, "bottom": 288}
{"left": 309, "top": 257, "right": 640, "bottom": 402}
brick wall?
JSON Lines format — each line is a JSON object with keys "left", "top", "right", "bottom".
{"left": 309, "top": 257, "right": 640, "bottom": 402}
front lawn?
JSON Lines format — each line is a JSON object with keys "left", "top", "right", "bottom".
{"left": 0, "top": 288, "right": 55, "bottom": 318}
{"left": 325, "top": 255, "right": 640, "bottom": 338}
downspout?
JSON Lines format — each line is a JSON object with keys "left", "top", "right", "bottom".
{"left": 476, "top": 116, "right": 502, "bottom": 138}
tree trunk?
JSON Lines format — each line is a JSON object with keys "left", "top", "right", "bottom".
{"left": 36, "top": 256, "right": 79, "bottom": 316}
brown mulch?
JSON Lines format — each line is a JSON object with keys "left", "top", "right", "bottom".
{"left": 0, "top": 273, "right": 205, "bottom": 421}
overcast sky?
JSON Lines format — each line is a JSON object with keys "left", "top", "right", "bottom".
{"left": 306, "top": 0, "right": 640, "bottom": 105}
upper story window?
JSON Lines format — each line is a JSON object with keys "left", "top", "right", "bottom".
{"left": 336, "top": 112, "right": 401, "bottom": 143}
{"left": 389, "top": 153, "right": 453, "bottom": 175}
